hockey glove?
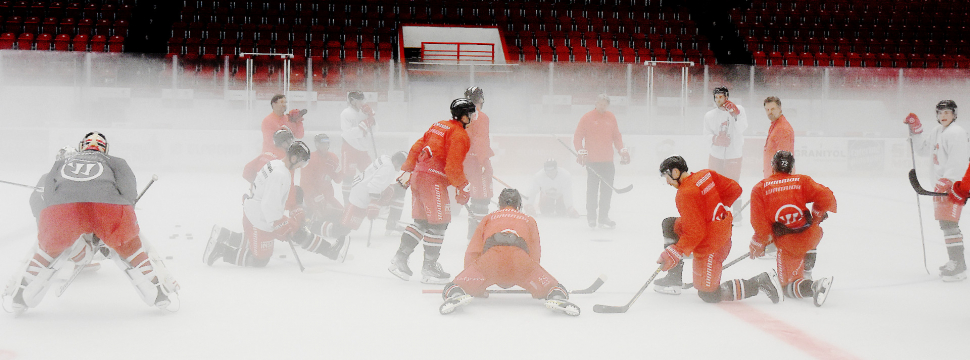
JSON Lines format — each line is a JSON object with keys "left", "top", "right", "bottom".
{"left": 619, "top": 148, "right": 631, "bottom": 165}
{"left": 272, "top": 216, "right": 300, "bottom": 238}
{"left": 396, "top": 171, "right": 412, "bottom": 189}
{"left": 456, "top": 183, "right": 472, "bottom": 205}
{"left": 904, "top": 113, "right": 923, "bottom": 134}
{"left": 418, "top": 146, "right": 433, "bottom": 162}
{"left": 950, "top": 180, "right": 970, "bottom": 205}
{"left": 289, "top": 207, "right": 306, "bottom": 228}
{"left": 377, "top": 186, "right": 395, "bottom": 206}
{"left": 749, "top": 239, "right": 768, "bottom": 259}
{"left": 723, "top": 100, "right": 740, "bottom": 117}
{"left": 576, "top": 149, "right": 588, "bottom": 166}
{"left": 361, "top": 104, "right": 376, "bottom": 117}
{"left": 657, "top": 246, "right": 684, "bottom": 271}
{"left": 713, "top": 132, "right": 731, "bottom": 147}
{"left": 287, "top": 109, "right": 307, "bottom": 122}
{"left": 811, "top": 209, "right": 829, "bottom": 223}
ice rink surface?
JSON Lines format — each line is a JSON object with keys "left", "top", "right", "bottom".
{"left": 1, "top": 169, "right": 968, "bottom": 360}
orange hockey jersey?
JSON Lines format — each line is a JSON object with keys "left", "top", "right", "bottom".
{"left": 465, "top": 110, "right": 494, "bottom": 163}
{"left": 402, "top": 119, "right": 471, "bottom": 188}
{"left": 301, "top": 150, "right": 341, "bottom": 206}
{"left": 261, "top": 112, "right": 305, "bottom": 153}
{"left": 673, "top": 169, "right": 742, "bottom": 256}
{"left": 763, "top": 115, "right": 795, "bottom": 178}
{"left": 464, "top": 207, "right": 542, "bottom": 268}
{"left": 574, "top": 110, "right": 625, "bottom": 162}
{"left": 750, "top": 173, "right": 836, "bottom": 249}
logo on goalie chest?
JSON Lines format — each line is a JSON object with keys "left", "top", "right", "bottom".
{"left": 60, "top": 160, "right": 105, "bottom": 182}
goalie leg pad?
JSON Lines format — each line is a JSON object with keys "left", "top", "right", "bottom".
{"left": 5, "top": 245, "right": 76, "bottom": 313}
{"left": 115, "top": 243, "right": 180, "bottom": 310}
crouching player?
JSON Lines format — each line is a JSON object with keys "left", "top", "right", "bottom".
{"left": 3, "top": 132, "right": 179, "bottom": 315}
{"left": 439, "top": 189, "right": 579, "bottom": 316}
{"left": 750, "top": 151, "right": 836, "bottom": 306}
{"left": 653, "top": 155, "right": 780, "bottom": 304}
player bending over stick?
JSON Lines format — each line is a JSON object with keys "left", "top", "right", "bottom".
{"left": 439, "top": 189, "right": 579, "bottom": 316}
{"left": 653, "top": 156, "right": 780, "bottom": 304}
{"left": 750, "top": 151, "right": 836, "bottom": 306}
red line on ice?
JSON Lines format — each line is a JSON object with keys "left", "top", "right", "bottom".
{"left": 718, "top": 302, "right": 862, "bottom": 360}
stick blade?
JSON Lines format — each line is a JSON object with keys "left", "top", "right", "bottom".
{"left": 909, "top": 169, "right": 947, "bottom": 196}
{"left": 592, "top": 304, "right": 628, "bottom": 313}
{"left": 615, "top": 184, "right": 634, "bottom": 194}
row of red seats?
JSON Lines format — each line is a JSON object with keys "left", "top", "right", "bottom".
{"left": 752, "top": 51, "right": 970, "bottom": 68}
{"left": 750, "top": 0, "right": 970, "bottom": 13}
{"left": 509, "top": 45, "right": 716, "bottom": 65}
{"left": 1, "top": 16, "right": 127, "bottom": 37}
{"left": 737, "top": 21, "right": 967, "bottom": 43}
{"left": 167, "top": 37, "right": 394, "bottom": 62}
{"left": 733, "top": 8, "right": 968, "bottom": 28}
{"left": 171, "top": 22, "right": 395, "bottom": 43}
{"left": 0, "top": 1, "right": 133, "bottom": 21}
{"left": 0, "top": 32, "right": 122, "bottom": 51}
{"left": 509, "top": 31, "right": 709, "bottom": 53}
{"left": 748, "top": 36, "right": 969, "bottom": 56}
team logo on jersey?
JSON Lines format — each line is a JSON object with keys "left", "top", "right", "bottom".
{"left": 774, "top": 204, "right": 805, "bottom": 227}
{"left": 712, "top": 202, "right": 729, "bottom": 221}
{"left": 60, "top": 159, "right": 104, "bottom": 181}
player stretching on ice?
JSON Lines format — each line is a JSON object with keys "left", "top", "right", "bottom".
{"left": 340, "top": 91, "right": 376, "bottom": 204}
{"left": 653, "top": 156, "right": 780, "bottom": 304}
{"left": 523, "top": 159, "right": 580, "bottom": 217}
{"left": 301, "top": 133, "right": 344, "bottom": 225}
{"left": 906, "top": 100, "right": 970, "bottom": 281}
{"left": 389, "top": 98, "right": 475, "bottom": 284}
{"left": 750, "top": 151, "right": 836, "bottom": 306}
{"left": 439, "top": 188, "right": 579, "bottom": 316}
{"left": 461, "top": 86, "right": 495, "bottom": 239}
{"left": 3, "top": 132, "right": 179, "bottom": 314}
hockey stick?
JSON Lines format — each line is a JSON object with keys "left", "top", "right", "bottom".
{"left": 593, "top": 265, "right": 663, "bottom": 313}
{"left": 58, "top": 175, "right": 158, "bottom": 297}
{"left": 422, "top": 274, "right": 607, "bottom": 295}
{"left": 908, "top": 138, "right": 932, "bottom": 275}
{"left": 491, "top": 176, "right": 529, "bottom": 200}
{"left": 366, "top": 219, "right": 373, "bottom": 247}
{"left": 0, "top": 179, "right": 42, "bottom": 191}
{"left": 553, "top": 136, "right": 633, "bottom": 194}
{"left": 908, "top": 169, "right": 947, "bottom": 196}
{"left": 683, "top": 252, "right": 751, "bottom": 289}
{"left": 286, "top": 240, "right": 306, "bottom": 272}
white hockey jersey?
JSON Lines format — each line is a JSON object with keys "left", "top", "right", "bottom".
{"left": 243, "top": 159, "right": 292, "bottom": 232}
{"left": 348, "top": 154, "right": 398, "bottom": 209}
{"left": 340, "top": 106, "right": 377, "bottom": 152}
{"left": 526, "top": 167, "right": 574, "bottom": 208}
{"left": 703, "top": 104, "right": 748, "bottom": 159}
{"left": 912, "top": 122, "right": 970, "bottom": 181}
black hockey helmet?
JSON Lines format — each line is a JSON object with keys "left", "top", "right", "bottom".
{"left": 544, "top": 158, "right": 557, "bottom": 171}
{"left": 659, "top": 155, "right": 688, "bottom": 177}
{"left": 464, "top": 86, "right": 485, "bottom": 104}
{"left": 498, "top": 188, "right": 522, "bottom": 210}
{"left": 772, "top": 150, "right": 795, "bottom": 174}
{"left": 79, "top": 131, "right": 108, "bottom": 154}
{"left": 937, "top": 100, "right": 958, "bottom": 117}
{"left": 450, "top": 98, "right": 477, "bottom": 122}
{"left": 287, "top": 141, "right": 311, "bottom": 165}
{"left": 391, "top": 151, "right": 407, "bottom": 169}
{"left": 348, "top": 90, "right": 365, "bottom": 102}
{"left": 713, "top": 86, "right": 729, "bottom": 97}
{"left": 273, "top": 128, "right": 295, "bottom": 149}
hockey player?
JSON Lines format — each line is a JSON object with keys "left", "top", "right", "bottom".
{"left": 439, "top": 188, "right": 579, "bottom": 316}
{"left": 301, "top": 133, "right": 344, "bottom": 223}
{"left": 523, "top": 159, "right": 580, "bottom": 217}
{"left": 750, "top": 151, "right": 836, "bottom": 306}
{"left": 389, "top": 98, "right": 475, "bottom": 284}
{"left": 573, "top": 94, "right": 630, "bottom": 229}
{"left": 461, "top": 86, "right": 495, "bottom": 239}
{"left": 261, "top": 94, "right": 306, "bottom": 154}
{"left": 905, "top": 100, "right": 970, "bottom": 281}
{"left": 340, "top": 91, "right": 377, "bottom": 204}
{"left": 653, "top": 155, "right": 780, "bottom": 304}
{"left": 704, "top": 87, "right": 748, "bottom": 222}
{"left": 304, "top": 151, "right": 407, "bottom": 250}
{"left": 3, "top": 132, "right": 179, "bottom": 314}
{"left": 205, "top": 141, "right": 319, "bottom": 267}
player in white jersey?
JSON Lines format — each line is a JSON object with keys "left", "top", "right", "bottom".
{"left": 703, "top": 86, "right": 748, "bottom": 221}
{"left": 905, "top": 100, "right": 970, "bottom": 281}
{"left": 524, "top": 159, "right": 579, "bottom": 217}
{"left": 340, "top": 91, "right": 377, "bottom": 204}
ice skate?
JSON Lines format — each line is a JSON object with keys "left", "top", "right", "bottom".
{"left": 653, "top": 261, "right": 684, "bottom": 295}
{"left": 439, "top": 283, "right": 473, "bottom": 315}
{"left": 325, "top": 236, "right": 351, "bottom": 263}
{"left": 421, "top": 260, "right": 451, "bottom": 285}
{"left": 544, "top": 284, "right": 580, "bottom": 316}
{"left": 587, "top": 217, "right": 597, "bottom": 229}
{"left": 812, "top": 276, "right": 833, "bottom": 307}
{"left": 598, "top": 217, "right": 616, "bottom": 230}
{"left": 203, "top": 225, "right": 228, "bottom": 266}
{"left": 754, "top": 270, "right": 781, "bottom": 304}
{"left": 939, "top": 260, "right": 967, "bottom": 282}
{"left": 387, "top": 253, "right": 412, "bottom": 281}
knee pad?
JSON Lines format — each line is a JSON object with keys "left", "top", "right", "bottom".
{"left": 697, "top": 289, "right": 721, "bottom": 303}
{"left": 662, "top": 217, "right": 680, "bottom": 246}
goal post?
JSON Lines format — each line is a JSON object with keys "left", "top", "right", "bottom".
{"left": 239, "top": 52, "right": 293, "bottom": 110}
{"left": 643, "top": 60, "right": 694, "bottom": 116}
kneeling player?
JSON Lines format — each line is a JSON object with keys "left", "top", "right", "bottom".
{"left": 750, "top": 151, "right": 836, "bottom": 306}
{"left": 653, "top": 156, "right": 780, "bottom": 304}
{"left": 3, "top": 132, "right": 179, "bottom": 315}
{"left": 439, "top": 189, "right": 579, "bottom": 316}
